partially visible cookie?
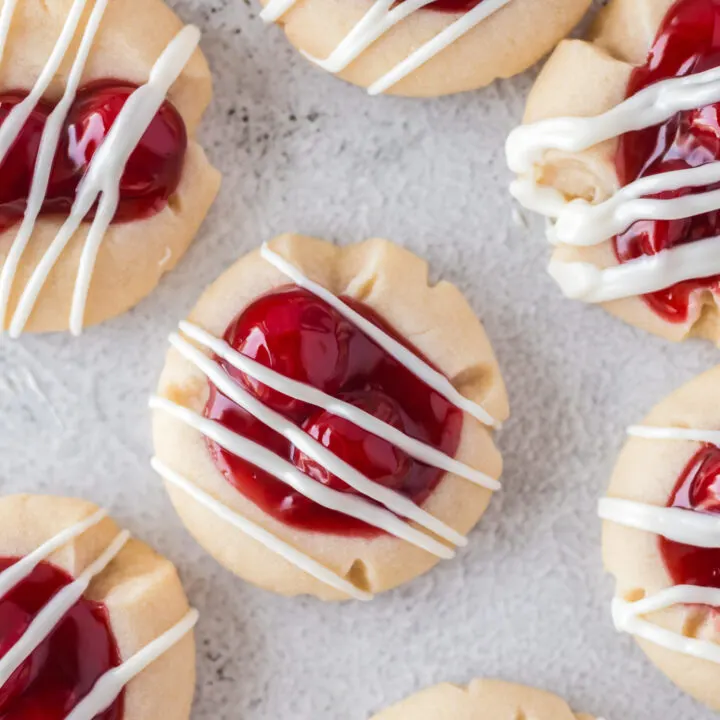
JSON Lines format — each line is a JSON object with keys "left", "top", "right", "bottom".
{"left": 371, "top": 679, "right": 594, "bottom": 720}
{"left": 600, "top": 366, "right": 720, "bottom": 710}
{"left": 0, "top": 494, "right": 197, "bottom": 719}
{"left": 506, "top": 0, "right": 720, "bottom": 343}
{"left": 259, "top": 0, "right": 591, "bottom": 97}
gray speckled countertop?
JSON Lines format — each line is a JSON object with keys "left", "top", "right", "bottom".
{"left": 1, "top": 1, "right": 718, "bottom": 718}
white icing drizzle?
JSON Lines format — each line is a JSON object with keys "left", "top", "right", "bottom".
{"left": 151, "top": 457, "right": 373, "bottom": 601}
{"left": 0, "top": 0, "right": 199, "bottom": 336}
{"left": 505, "top": 54, "right": 720, "bottom": 305}
{"left": 64, "top": 608, "right": 199, "bottom": 720}
{"left": 613, "top": 587, "right": 720, "bottom": 666}
{"left": 150, "top": 393, "right": 460, "bottom": 555}
{"left": 178, "top": 321, "right": 500, "bottom": 491}
{"left": 0, "top": 508, "right": 199, "bottom": 712}
{"left": 261, "top": 243, "right": 498, "bottom": 428}
{"left": 599, "top": 498, "right": 720, "bottom": 549}
{"left": 260, "top": 0, "right": 513, "bottom": 96}
{"left": 0, "top": 530, "right": 130, "bottom": 688}
{"left": 599, "top": 423, "right": 720, "bottom": 664}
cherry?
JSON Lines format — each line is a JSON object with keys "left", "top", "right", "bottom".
{"left": 614, "top": 0, "right": 720, "bottom": 322}
{"left": 292, "top": 391, "right": 412, "bottom": 493}
{"left": 0, "top": 79, "right": 187, "bottom": 234}
{"left": 660, "top": 445, "right": 720, "bottom": 589}
{"left": 0, "top": 558, "right": 122, "bottom": 720}
{"left": 204, "top": 286, "right": 462, "bottom": 536}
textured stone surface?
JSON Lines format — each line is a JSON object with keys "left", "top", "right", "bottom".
{"left": 1, "top": 1, "right": 718, "bottom": 718}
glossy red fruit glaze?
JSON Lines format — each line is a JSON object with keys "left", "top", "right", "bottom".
{"left": 0, "top": 80, "right": 187, "bottom": 234}
{"left": 615, "top": 0, "right": 720, "bottom": 322}
{"left": 205, "top": 285, "right": 462, "bottom": 536}
{"left": 659, "top": 445, "right": 720, "bottom": 589}
{"left": 0, "top": 558, "right": 122, "bottom": 720}
{"left": 423, "top": 0, "right": 486, "bottom": 12}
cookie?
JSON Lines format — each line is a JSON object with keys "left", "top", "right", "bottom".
{"left": 0, "top": 494, "right": 197, "bottom": 719}
{"left": 0, "top": 0, "right": 220, "bottom": 335}
{"left": 600, "top": 366, "right": 720, "bottom": 710}
{"left": 151, "top": 233, "right": 508, "bottom": 601}
{"left": 371, "top": 679, "right": 594, "bottom": 719}
{"left": 506, "top": 0, "right": 720, "bottom": 343}
{"left": 259, "top": 0, "right": 591, "bottom": 97}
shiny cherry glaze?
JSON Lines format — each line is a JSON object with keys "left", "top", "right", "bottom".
{"left": 205, "top": 285, "right": 462, "bottom": 536}
{"left": 615, "top": 0, "right": 720, "bottom": 322}
{"left": 0, "top": 80, "right": 187, "bottom": 233}
{"left": 0, "top": 558, "right": 122, "bottom": 720}
{"left": 659, "top": 445, "right": 720, "bottom": 589}
{"left": 422, "top": 0, "right": 486, "bottom": 12}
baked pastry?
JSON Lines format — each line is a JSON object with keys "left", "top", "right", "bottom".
{"left": 0, "top": 0, "right": 220, "bottom": 336}
{"left": 258, "top": 0, "right": 591, "bottom": 97}
{"left": 0, "top": 494, "right": 197, "bottom": 719}
{"left": 151, "top": 233, "right": 508, "bottom": 601}
{"left": 600, "top": 366, "right": 720, "bottom": 710}
{"left": 507, "top": 0, "right": 720, "bottom": 343}
{"left": 370, "top": 679, "right": 595, "bottom": 719}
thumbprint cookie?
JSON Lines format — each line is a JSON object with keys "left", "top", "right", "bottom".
{"left": 151, "top": 234, "right": 508, "bottom": 601}
{"left": 600, "top": 366, "right": 720, "bottom": 710}
{"left": 258, "top": 0, "right": 591, "bottom": 97}
{"left": 0, "top": 494, "right": 197, "bottom": 719}
{"left": 507, "top": 0, "right": 720, "bottom": 343}
{"left": 0, "top": 0, "right": 220, "bottom": 336}
{"left": 371, "top": 679, "right": 595, "bottom": 720}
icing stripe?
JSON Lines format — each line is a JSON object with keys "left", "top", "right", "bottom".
{"left": 260, "top": 0, "right": 513, "bottom": 95}
{"left": 65, "top": 609, "right": 199, "bottom": 720}
{"left": 261, "top": 242, "right": 498, "bottom": 428}
{"left": 7, "top": 25, "right": 200, "bottom": 337}
{"left": 506, "top": 63, "right": 720, "bottom": 173}
{"left": 599, "top": 498, "right": 720, "bottom": 549}
{"left": 0, "top": 508, "right": 107, "bottom": 599}
{"left": 178, "top": 321, "right": 500, "bottom": 491}
{"left": 151, "top": 393, "right": 459, "bottom": 556}
{"left": 0, "top": 0, "right": 18, "bottom": 66}
{"left": 0, "top": 0, "right": 109, "bottom": 329}
{"left": 0, "top": 530, "right": 130, "bottom": 688}
{"left": 547, "top": 236, "right": 720, "bottom": 303}
{"left": 613, "top": 587, "right": 720, "bottom": 665}
{"left": 151, "top": 457, "right": 373, "bottom": 601}
{"left": 628, "top": 425, "right": 720, "bottom": 445}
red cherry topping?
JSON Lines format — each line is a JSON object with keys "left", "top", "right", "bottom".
{"left": 660, "top": 444, "right": 720, "bottom": 589}
{"left": 204, "top": 285, "right": 462, "bottom": 536}
{"left": 421, "top": 0, "right": 487, "bottom": 12}
{"left": 0, "top": 558, "right": 122, "bottom": 720}
{"left": 615, "top": 0, "right": 720, "bottom": 322}
{"left": 0, "top": 80, "right": 187, "bottom": 234}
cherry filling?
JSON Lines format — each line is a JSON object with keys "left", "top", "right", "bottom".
{"left": 615, "top": 0, "right": 720, "bottom": 322}
{"left": 0, "top": 558, "right": 122, "bottom": 720}
{"left": 421, "top": 0, "right": 486, "bottom": 12}
{"left": 0, "top": 79, "right": 187, "bottom": 234}
{"left": 204, "top": 285, "right": 463, "bottom": 536}
{"left": 660, "top": 445, "right": 720, "bottom": 590}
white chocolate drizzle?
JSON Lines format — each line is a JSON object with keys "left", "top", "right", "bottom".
{"left": 599, "top": 424, "right": 720, "bottom": 664}
{"left": 152, "top": 247, "right": 501, "bottom": 598}
{"left": 0, "top": 508, "right": 198, "bottom": 714}
{"left": 261, "top": 243, "right": 498, "bottom": 428}
{"left": 505, "top": 54, "right": 720, "bottom": 305}
{"left": 151, "top": 457, "right": 373, "bottom": 601}
{"left": 260, "top": 0, "right": 513, "bottom": 95}
{"left": 0, "top": 0, "right": 199, "bottom": 336}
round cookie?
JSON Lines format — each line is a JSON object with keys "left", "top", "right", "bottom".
{"left": 371, "top": 679, "right": 594, "bottom": 719}
{"left": 0, "top": 0, "right": 220, "bottom": 335}
{"left": 0, "top": 493, "right": 197, "bottom": 719}
{"left": 152, "top": 233, "right": 508, "bottom": 601}
{"left": 506, "top": 0, "right": 720, "bottom": 343}
{"left": 259, "top": 0, "right": 591, "bottom": 97}
{"left": 600, "top": 366, "right": 720, "bottom": 710}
